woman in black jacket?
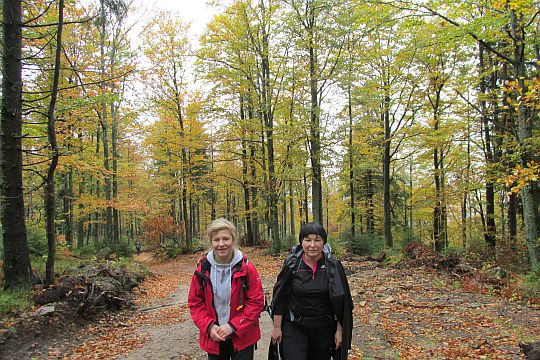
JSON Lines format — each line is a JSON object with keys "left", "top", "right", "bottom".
{"left": 270, "top": 222, "right": 353, "bottom": 360}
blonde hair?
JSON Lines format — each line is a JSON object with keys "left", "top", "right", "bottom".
{"left": 207, "top": 218, "right": 237, "bottom": 242}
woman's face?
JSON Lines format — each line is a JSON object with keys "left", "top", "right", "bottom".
{"left": 211, "top": 229, "right": 235, "bottom": 263}
{"left": 301, "top": 233, "right": 324, "bottom": 260}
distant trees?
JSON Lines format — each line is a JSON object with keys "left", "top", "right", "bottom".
{"left": 1, "top": 0, "right": 539, "bottom": 280}
{"left": 418, "top": 0, "right": 540, "bottom": 264}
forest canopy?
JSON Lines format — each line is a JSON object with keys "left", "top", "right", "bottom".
{"left": 1, "top": 0, "right": 539, "bottom": 287}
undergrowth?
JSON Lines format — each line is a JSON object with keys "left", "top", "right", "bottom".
{"left": 0, "top": 286, "right": 33, "bottom": 317}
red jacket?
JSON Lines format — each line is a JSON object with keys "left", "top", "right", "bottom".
{"left": 188, "top": 254, "right": 265, "bottom": 354}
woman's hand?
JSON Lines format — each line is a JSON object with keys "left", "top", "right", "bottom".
{"left": 335, "top": 322, "right": 343, "bottom": 349}
{"left": 217, "top": 324, "right": 233, "bottom": 339}
{"left": 270, "top": 326, "right": 282, "bottom": 344}
{"left": 271, "top": 314, "right": 283, "bottom": 344}
{"left": 209, "top": 324, "right": 225, "bottom": 342}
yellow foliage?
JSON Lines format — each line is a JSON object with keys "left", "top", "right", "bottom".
{"left": 500, "top": 161, "right": 539, "bottom": 193}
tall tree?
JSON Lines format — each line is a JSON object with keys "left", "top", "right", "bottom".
{"left": 44, "top": 0, "right": 65, "bottom": 285}
{"left": 96, "top": 0, "right": 128, "bottom": 244}
{"left": 141, "top": 13, "right": 195, "bottom": 247}
{"left": 1, "top": 0, "right": 33, "bottom": 288}
{"left": 244, "top": 0, "right": 281, "bottom": 251}
{"left": 284, "top": 0, "right": 344, "bottom": 224}
{"left": 478, "top": 41, "right": 497, "bottom": 254}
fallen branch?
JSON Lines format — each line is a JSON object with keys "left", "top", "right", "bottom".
{"left": 140, "top": 301, "right": 188, "bottom": 312}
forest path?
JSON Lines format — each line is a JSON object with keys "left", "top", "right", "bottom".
{"left": 115, "top": 249, "right": 278, "bottom": 360}
{"left": 110, "top": 249, "right": 540, "bottom": 359}
{"left": 2, "top": 248, "right": 538, "bottom": 359}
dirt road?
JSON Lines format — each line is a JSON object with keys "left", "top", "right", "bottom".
{"left": 117, "top": 282, "right": 275, "bottom": 360}
{"left": 116, "top": 249, "right": 540, "bottom": 359}
{"left": 2, "top": 248, "right": 538, "bottom": 359}
{"left": 117, "top": 249, "right": 277, "bottom": 360}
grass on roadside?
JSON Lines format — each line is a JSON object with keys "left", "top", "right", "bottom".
{"left": 0, "top": 286, "right": 33, "bottom": 317}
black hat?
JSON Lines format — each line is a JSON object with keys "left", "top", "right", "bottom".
{"left": 298, "top": 222, "right": 327, "bottom": 244}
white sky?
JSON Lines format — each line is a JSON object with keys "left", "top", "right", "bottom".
{"left": 135, "top": 0, "right": 222, "bottom": 41}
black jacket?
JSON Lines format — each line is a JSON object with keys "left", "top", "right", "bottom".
{"left": 271, "top": 248, "right": 354, "bottom": 360}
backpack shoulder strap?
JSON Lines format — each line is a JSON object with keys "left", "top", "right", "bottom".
{"left": 235, "top": 257, "right": 249, "bottom": 308}
{"left": 234, "top": 257, "right": 249, "bottom": 289}
{"left": 197, "top": 258, "right": 211, "bottom": 290}
{"left": 201, "top": 258, "right": 211, "bottom": 274}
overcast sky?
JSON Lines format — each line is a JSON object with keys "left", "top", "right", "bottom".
{"left": 134, "top": 0, "right": 222, "bottom": 41}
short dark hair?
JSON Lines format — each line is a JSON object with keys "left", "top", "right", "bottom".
{"left": 299, "top": 222, "right": 327, "bottom": 244}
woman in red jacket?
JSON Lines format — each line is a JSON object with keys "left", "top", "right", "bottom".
{"left": 188, "top": 218, "right": 265, "bottom": 360}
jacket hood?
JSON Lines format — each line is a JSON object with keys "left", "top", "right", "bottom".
{"left": 206, "top": 248, "right": 244, "bottom": 268}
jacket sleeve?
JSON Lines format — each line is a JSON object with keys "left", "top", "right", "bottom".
{"left": 188, "top": 272, "right": 216, "bottom": 335}
{"left": 335, "top": 259, "right": 354, "bottom": 360}
{"left": 271, "top": 256, "right": 294, "bottom": 316}
{"left": 228, "top": 263, "right": 265, "bottom": 335}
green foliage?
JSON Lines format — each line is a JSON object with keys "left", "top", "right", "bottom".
{"left": 96, "top": 246, "right": 114, "bottom": 260}
{"left": 441, "top": 245, "right": 467, "bottom": 260}
{"left": 155, "top": 241, "right": 195, "bottom": 258}
{"left": 524, "top": 264, "right": 540, "bottom": 282}
{"left": 113, "top": 238, "right": 136, "bottom": 258}
{"left": 282, "top": 234, "right": 297, "bottom": 252}
{"left": 328, "top": 237, "right": 347, "bottom": 258}
{"left": 451, "top": 280, "right": 461, "bottom": 289}
{"left": 160, "top": 245, "right": 184, "bottom": 258}
{"left": 348, "top": 232, "right": 385, "bottom": 256}
{"left": 263, "top": 244, "right": 282, "bottom": 256}
{"left": 31, "top": 245, "right": 82, "bottom": 282}
{"left": 463, "top": 234, "right": 492, "bottom": 267}
{"left": 32, "top": 255, "right": 79, "bottom": 277}
{"left": 75, "top": 238, "right": 135, "bottom": 260}
{"left": 522, "top": 265, "right": 540, "bottom": 299}
{"left": 396, "top": 227, "right": 421, "bottom": 249}
{"left": 75, "top": 242, "right": 98, "bottom": 259}
{"left": 26, "top": 223, "right": 47, "bottom": 256}
{"left": 0, "top": 286, "right": 32, "bottom": 317}
{"left": 382, "top": 246, "right": 406, "bottom": 267}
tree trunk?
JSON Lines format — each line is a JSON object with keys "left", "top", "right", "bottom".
{"left": 382, "top": 73, "right": 393, "bottom": 247}
{"left": 511, "top": 11, "right": 539, "bottom": 265}
{"left": 479, "top": 42, "right": 497, "bottom": 253}
{"left": 303, "top": 171, "right": 309, "bottom": 225}
{"left": 99, "top": 0, "right": 113, "bottom": 244}
{"left": 289, "top": 180, "right": 295, "bottom": 240}
{"left": 249, "top": 134, "right": 259, "bottom": 244}
{"left": 409, "top": 162, "right": 414, "bottom": 239}
{"left": 430, "top": 73, "right": 446, "bottom": 253}
{"left": 240, "top": 96, "right": 254, "bottom": 246}
{"left": 365, "top": 170, "right": 374, "bottom": 233}
{"left": 309, "top": 42, "right": 323, "bottom": 224}
{"left": 63, "top": 170, "right": 74, "bottom": 248}
{"left": 45, "top": 0, "right": 64, "bottom": 285}
{"left": 1, "top": 0, "right": 33, "bottom": 288}
{"left": 462, "top": 118, "right": 472, "bottom": 248}
{"left": 77, "top": 176, "right": 85, "bottom": 249}
{"left": 282, "top": 187, "right": 287, "bottom": 238}
{"left": 433, "top": 136, "right": 444, "bottom": 252}
{"left": 259, "top": 10, "right": 280, "bottom": 253}
{"left": 111, "top": 100, "right": 120, "bottom": 244}
{"left": 348, "top": 84, "right": 356, "bottom": 241}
